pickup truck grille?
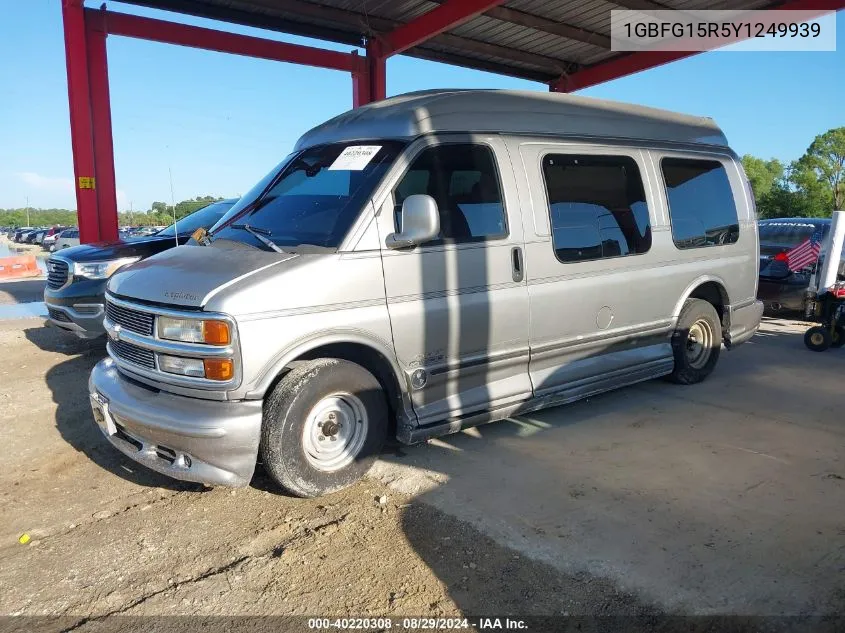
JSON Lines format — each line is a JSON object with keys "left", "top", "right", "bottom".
{"left": 46, "top": 259, "right": 69, "bottom": 289}
{"left": 106, "top": 301, "right": 155, "bottom": 336}
{"left": 109, "top": 340, "right": 156, "bottom": 370}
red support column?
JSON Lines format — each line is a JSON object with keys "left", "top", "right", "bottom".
{"left": 62, "top": 0, "right": 100, "bottom": 243}
{"left": 367, "top": 40, "right": 386, "bottom": 103}
{"left": 352, "top": 43, "right": 386, "bottom": 107}
{"left": 85, "top": 10, "right": 119, "bottom": 242}
{"left": 351, "top": 51, "right": 369, "bottom": 108}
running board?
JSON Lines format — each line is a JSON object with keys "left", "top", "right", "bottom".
{"left": 399, "top": 358, "right": 674, "bottom": 444}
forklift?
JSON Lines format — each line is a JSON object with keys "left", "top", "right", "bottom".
{"left": 803, "top": 216, "right": 845, "bottom": 352}
{"left": 803, "top": 284, "right": 845, "bottom": 351}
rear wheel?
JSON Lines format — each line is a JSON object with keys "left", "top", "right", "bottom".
{"left": 830, "top": 326, "right": 844, "bottom": 349}
{"left": 260, "top": 358, "right": 388, "bottom": 498}
{"left": 667, "top": 299, "right": 722, "bottom": 384}
{"left": 804, "top": 326, "right": 832, "bottom": 352}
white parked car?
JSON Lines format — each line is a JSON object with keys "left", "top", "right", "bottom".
{"left": 54, "top": 228, "right": 81, "bottom": 251}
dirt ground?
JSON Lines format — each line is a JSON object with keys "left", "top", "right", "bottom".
{"left": 0, "top": 316, "right": 647, "bottom": 624}
{"left": 0, "top": 299, "right": 844, "bottom": 628}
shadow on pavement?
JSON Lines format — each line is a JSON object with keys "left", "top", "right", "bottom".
{"left": 25, "top": 324, "right": 204, "bottom": 492}
{"left": 380, "top": 322, "right": 845, "bottom": 618}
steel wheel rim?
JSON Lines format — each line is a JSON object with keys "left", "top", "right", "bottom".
{"left": 302, "top": 392, "right": 369, "bottom": 472}
{"left": 686, "top": 319, "right": 713, "bottom": 369}
{"left": 810, "top": 331, "right": 826, "bottom": 346}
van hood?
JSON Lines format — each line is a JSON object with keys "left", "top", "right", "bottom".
{"left": 108, "top": 243, "right": 297, "bottom": 309}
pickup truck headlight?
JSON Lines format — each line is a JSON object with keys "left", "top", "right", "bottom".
{"left": 157, "top": 316, "right": 231, "bottom": 345}
{"left": 73, "top": 257, "right": 140, "bottom": 279}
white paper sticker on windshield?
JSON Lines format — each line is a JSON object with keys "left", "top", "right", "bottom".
{"left": 328, "top": 145, "right": 382, "bottom": 171}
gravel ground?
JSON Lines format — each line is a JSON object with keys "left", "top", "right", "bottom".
{"left": 0, "top": 314, "right": 843, "bottom": 631}
{"left": 0, "top": 320, "right": 648, "bottom": 623}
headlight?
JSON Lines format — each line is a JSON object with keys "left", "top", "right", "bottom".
{"left": 73, "top": 257, "right": 140, "bottom": 279}
{"left": 157, "top": 316, "right": 231, "bottom": 345}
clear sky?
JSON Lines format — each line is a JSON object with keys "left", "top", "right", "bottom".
{"left": 1, "top": 0, "right": 843, "bottom": 211}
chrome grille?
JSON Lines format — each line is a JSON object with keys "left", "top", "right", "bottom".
{"left": 47, "top": 307, "right": 71, "bottom": 323}
{"left": 46, "top": 259, "right": 69, "bottom": 289}
{"left": 109, "top": 340, "right": 156, "bottom": 370}
{"left": 106, "top": 301, "right": 154, "bottom": 336}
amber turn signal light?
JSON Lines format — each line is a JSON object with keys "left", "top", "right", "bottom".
{"left": 203, "top": 358, "right": 234, "bottom": 381}
{"left": 202, "top": 320, "right": 231, "bottom": 345}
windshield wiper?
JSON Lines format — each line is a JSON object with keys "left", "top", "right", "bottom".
{"left": 230, "top": 224, "right": 286, "bottom": 254}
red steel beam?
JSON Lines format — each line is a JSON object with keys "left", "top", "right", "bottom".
{"left": 62, "top": 0, "right": 101, "bottom": 244}
{"left": 366, "top": 40, "right": 386, "bottom": 102}
{"left": 552, "top": 0, "right": 845, "bottom": 92}
{"left": 351, "top": 51, "right": 370, "bottom": 108}
{"left": 96, "top": 9, "right": 362, "bottom": 73}
{"left": 553, "top": 51, "right": 696, "bottom": 92}
{"left": 352, "top": 42, "right": 386, "bottom": 107}
{"left": 85, "top": 10, "right": 119, "bottom": 242}
{"left": 379, "top": 0, "right": 507, "bottom": 57}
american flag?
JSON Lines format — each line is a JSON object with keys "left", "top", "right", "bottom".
{"left": 785, "top": 228, "right": 823, "bottom": 272}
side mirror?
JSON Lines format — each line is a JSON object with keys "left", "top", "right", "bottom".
{"left": 385, "top": 194, "right": 440, "bottom": 250}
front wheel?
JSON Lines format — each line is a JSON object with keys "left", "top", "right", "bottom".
{"left": 667, "top": 299, "right": 722, "bottom": 384}
{"left": 805, "top": 326, "right": 832, "bottom": 352}
{"left": 260, "top": 358, "right": 388, "bottom": 498}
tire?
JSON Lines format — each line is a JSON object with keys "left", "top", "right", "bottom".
{"left": 260, "top": 358, "right": 388, "bottom": 498}
{"left": 831, "top": 326, "right": 845, "bottom": 349}
{"left": 805, "top": 326, "right": 832, "bottom": 352}
{"left": 667, "top": 299, "right": 722, "bottom": 385}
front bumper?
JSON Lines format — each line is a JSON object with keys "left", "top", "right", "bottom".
{"left": 89, "top": 358, "right": 263, "bottom": 487}
{"left": 725, "top": 300, "right": 764, "bottom": 348}
{"left": 44, "top": 278, "right": 108, "bottom": 339}
{"left": 44, "top": 299, "right": 105, "bottom": 338}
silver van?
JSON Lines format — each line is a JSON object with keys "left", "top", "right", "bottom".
{"left": 89, "top": 90, "right": 763, "bottom": 497}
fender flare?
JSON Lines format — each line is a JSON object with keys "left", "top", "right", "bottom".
{"left": 672, "top": 275, "right": 730, "bottom": 319}
{"left": 245, "top": 328, "right": 407, "bottom": 401}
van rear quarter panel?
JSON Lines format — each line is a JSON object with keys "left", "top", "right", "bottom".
{"left": 644, "top": 147, "right": 758, "bottom": 314}
{"left": 508, "top": 136, "right": 756, "bottom": 393}
{"left": 510, "top": 135, "right": 756, "bottom": 324}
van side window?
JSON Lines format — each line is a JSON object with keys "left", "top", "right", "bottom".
{"left": 662, "top": 158, "right": 739, "bottom": 249}
{"left": 542, "top": 154, "right": 651, "bottom": 263}
{"left": 394, "top": 144, "right": 507, "bottom": 242}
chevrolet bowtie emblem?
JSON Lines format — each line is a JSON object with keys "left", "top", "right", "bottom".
{"left": 107, "top": 322, "right": 122, "bottom": 342}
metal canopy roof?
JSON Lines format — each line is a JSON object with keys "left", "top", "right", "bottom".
{"left": 117, "top": 0, "right": 782, "bottom": 85}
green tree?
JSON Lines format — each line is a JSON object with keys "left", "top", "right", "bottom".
{"left": 791, "top": 127, "right": 845, "bottom": 214}
{"left": 741, "top": 155, "right": 784, "bottom": 201}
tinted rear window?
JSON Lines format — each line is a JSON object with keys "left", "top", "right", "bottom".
{"left": 758, "top": 222, "right": 824, "bottom": 247}
{"left": 662, "top": 158, "right": 739, "bottom": 249}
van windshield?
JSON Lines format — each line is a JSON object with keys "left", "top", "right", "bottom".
{"left": 211, "top": 141, "right": 405, "bottom": 250}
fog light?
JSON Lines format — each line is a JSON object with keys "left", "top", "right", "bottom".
{"left": 159, "top": 354, "right": 205, "bottom": 377}
{"left": 203, "top": 358, "right": 234, "bottom": 381}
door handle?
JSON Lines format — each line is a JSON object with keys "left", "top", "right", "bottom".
{"left": 511, "top": 246, "right": 524, "bottom": 283}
